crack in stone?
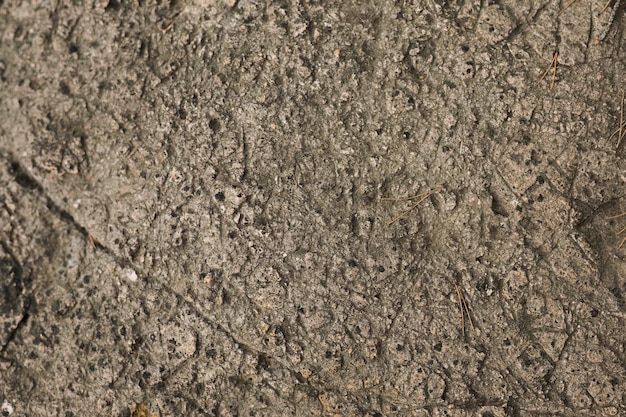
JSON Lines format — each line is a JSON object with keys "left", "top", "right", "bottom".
{"left": 2, "top": 152, "right": 304, "bottom": 387}
{"left": 5, "top": 154, "right": 135, "bottom": 272}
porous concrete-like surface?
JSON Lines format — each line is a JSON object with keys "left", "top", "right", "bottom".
{"left": 1, "top": 1, "right": 626, "bottom": 416}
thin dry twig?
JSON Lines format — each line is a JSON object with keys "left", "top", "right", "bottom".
{"left": 618, "top": 90, "right": 625, "bottom": 149}
{"left": 158, "top": 21, "right": 175, "bottom": 32}
{"left": 606, "top": 211, "right": 626, "bottom": 220}
{"left": 537, "top": 51, "right": 558, "bottom": 90}
{"left": 597, "top": 0, "right": 621, "bottom": 41}
{"left": 88, "top": 233, "right": 98, "bottom": 249}
{"left": 610, "top": 221, "right": 626, "bottom": 249}
{"left": 380, "top": 186, "right": 442, "bottom": 225}
{"left": 608, "top": 126, "right": 622, "bottom": 142}
{"left": 558, "top": 0, "right": 580, "bottom": 16}
{"left": 607, "top": 91, "right": 626, "bottom": 150}
{"left": 561, "top": 0, "right": 620, "bottom": 43}
{"left": 606, "top": 210, "right": 626, "bottom": 248}
{"left": 601, "top": 0, "right": 614, "bottom": 13}
{"left": 455, "top": 284, "right": 475, "bottom": 336}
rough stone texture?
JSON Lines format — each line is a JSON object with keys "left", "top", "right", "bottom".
{"left": 1, "top": 0, "right": 626, "bottom": 416}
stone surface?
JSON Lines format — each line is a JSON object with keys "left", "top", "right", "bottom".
{"left": 1, "top": 0, "right": 625, "bottom": 415}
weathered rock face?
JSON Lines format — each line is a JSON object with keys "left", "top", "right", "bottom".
{"left": 1, "top": 1, "right": 625, "bottom": 415}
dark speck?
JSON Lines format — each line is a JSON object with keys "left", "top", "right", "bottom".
{"left": 610, "top": 287, "right": 622, "bottom": 300}
{"left": 209, "top": 118, "right": 220, "bottom": 131}
{"left": 215, "top": 191, "right": 225, "bottom": 201}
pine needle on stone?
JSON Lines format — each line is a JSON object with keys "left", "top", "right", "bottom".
{"left": 537, "top": 52, "right": 558, "bottom": 90}
{"left": 606, "top": 210, "right": 626, "bottom": 248}
{"left": 455, "top": 284, "right": 475, "bottom": 336}
{"left": 380, "top": 186, "right": 442, "bottom": 225}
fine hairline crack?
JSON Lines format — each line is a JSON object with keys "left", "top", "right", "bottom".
{"left": 5, "top": 154, "right": 135, "bottom": 273}
{"left": 3, "top": 154, "right": 299, "bottom": 380}
{"left": 0, "top": 238, "right": 32, "bottom": 356}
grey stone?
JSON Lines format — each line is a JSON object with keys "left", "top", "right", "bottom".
{"left": 1, "top": 1, "right": 625, "bottom": 415}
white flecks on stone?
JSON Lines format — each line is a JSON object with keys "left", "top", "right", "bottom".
{"left": 125, "top": 268, "right": 138, "bottom": 282}
{"left": 1, "top": 400, "right": 14, "bottom": 415}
